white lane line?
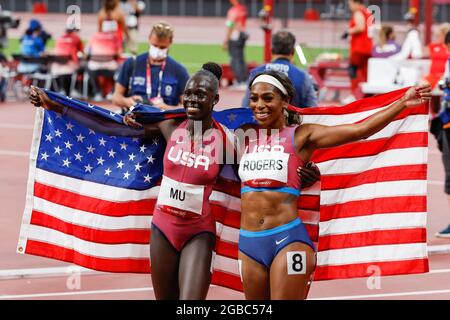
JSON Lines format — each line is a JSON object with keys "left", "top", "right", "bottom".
{"left": 0, "top": 287, "right": 153, "bottom": 300}
{"left": 428, "top": 180, "right": 445, "bottom": 186}
{"left": 0, "top": 124, "right": 34, "bottom": 130}
{"left": 0, "top": 266, "right": 102, "bottom": 280}
{"left": 312, "top": 288, "right": 450, "bottom": 300}
{"left": 430, "top": 268, "right": 450, "bottom": 274}
{"left": 0, "top": 150, "right": 29, "bottom": 157}
{"left": 428, "top": 244, "right": 450, "bottom": 254}
{"left": 2, "top": 264, "right": 450, "bottom": 282}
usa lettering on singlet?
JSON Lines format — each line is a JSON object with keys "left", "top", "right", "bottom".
{"left": 157, "top": 175, "right": 204, "bottom": 217}
{"left": 166, "top": 144, "right": 211, "bottom": 170}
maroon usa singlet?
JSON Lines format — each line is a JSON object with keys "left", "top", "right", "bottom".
{"left": 152, "top": 119, "right": 233, "bottom": 251}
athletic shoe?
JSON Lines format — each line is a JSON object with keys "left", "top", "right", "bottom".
{"left": 435, "top": 225, "right": 450, "bottom": 238}
{"left": 229, "top": 82, "right": 247, "bottom": 91}
{"left": 340, "top": 94, "right": 356, "bottom": 105}
{"left": 71, "top": 89, "right": 82, "bottom": 99}
{"left": 92, "top": 93, "right": 103, "bottom": 102}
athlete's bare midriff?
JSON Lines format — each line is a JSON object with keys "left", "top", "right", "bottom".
{"left": 240, "top": 191, "right": 298, "bottom": 231}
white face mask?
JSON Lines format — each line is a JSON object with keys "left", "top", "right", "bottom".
{"left": 149, "top": 45, "right": 168, "bottom": 61}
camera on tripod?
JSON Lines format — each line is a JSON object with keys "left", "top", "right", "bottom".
{"left": 438, "top": 76, "right": 450, "bottom": 109}
{"left": 438, "top": 78, "right": 450, "bottom": 91}
{"left": 0, "top": 8, "right": 21, "bottom": 49}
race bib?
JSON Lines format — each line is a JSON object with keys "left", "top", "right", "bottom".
{"left": 126, "top": 15, "right": 138, "bottom": 28}
{"left": 156, "top": 176, "right": 204, "bottom": 218}
{"left": 239, "top": 151, "right": 289, "bottom": 187}
{"left": 102, "top": 20, "right": 118, "bottom": 33}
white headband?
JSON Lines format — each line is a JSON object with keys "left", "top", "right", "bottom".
{"left": 252, "top": 74, "right": 288, "bottom": 96}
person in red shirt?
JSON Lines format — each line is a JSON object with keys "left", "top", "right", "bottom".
{"left": 423, "top": 23, "right": 450, "bottom": 88}
{"left": 51, "top": 22, "right": 84, "bottom": 95}
{"left": 223, "top": 0, "right": 249, "bottom": 90}
{"left": 98, "top": 0, "right": 128, "bottom": 49}
{"left": 86, "top": 25, "right": 122, "bottom": 101}
{"left": 342, "top": 0, "right": 373, "bottom": 102}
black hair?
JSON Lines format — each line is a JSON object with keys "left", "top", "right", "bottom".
{"left": 272, "top": 30, "right": 296, "bottom": 55}
{"left": 192, "top": 62, "right": 222, "bottom": 95}
{"left": 445, "top": 30, "right": 450, "bottom": 45}
{"left": 249, "top": 70, "right": 301, "bottom": 125}
{"left": 249, "top": 70, "right": 295, "bottom": 103}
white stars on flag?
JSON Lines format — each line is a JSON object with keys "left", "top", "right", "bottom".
{"left": 108, "top": 149, "right": 116, "bottom": 158}
{"left": 66, "top": 122, "right": 74, "bottom": 131}
{"left": 64, "top": 140, "right": 73, "bottom": 149}
{"left": 45, "top": 134, "right": 53, "bottom": 142}
{"left": 54, "top": 129, "right": 62, "bottom": 138}
{"left": 147, "top": 155, "right": 155, "bottom": 164}
{"left": 227, "top": 113, "right": 237, "bottom": 122}
{"left": 98, "top": 138, "right": 107, "bottom": 146}
{"left": 40, "top": 110, "right": 160, "bottom": 189}
{"left": 41, "top": 152, "right": 49, "bottom": 161}
{"left": 76, "top": 133, "right": 85, "bottom": 143}
{"left": 62, "top": 158, "right": 71, "bottom": 167}
{"left": 54, "top": 146, "right": 62, "bottom": 155}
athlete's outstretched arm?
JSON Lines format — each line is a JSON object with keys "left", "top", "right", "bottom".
{"left": 30, "top": 86, "right": 177, "bottom": 139}
{"left": 30, "top": 86, "right": 146, "bottom": 137}
{"left": 299, "top": 85, "right": 431, "bottom": 150}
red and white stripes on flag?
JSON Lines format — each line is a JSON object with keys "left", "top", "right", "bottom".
{"left": 18, "top": 88, "right": 429, "bottom": 293}
{"left": 297, "top": 88, "right": 429, "bottom": 280}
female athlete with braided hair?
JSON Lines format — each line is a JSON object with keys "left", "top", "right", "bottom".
{"left": 31, "top": 62, "right": 230, "bottom": 299}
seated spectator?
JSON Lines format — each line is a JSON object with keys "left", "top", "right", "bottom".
{"left": 390, "top": 10, "right": 423, "bottom": 60}
{"left": 372, "top": 25, "right": 401, "bottom": 58}
{"left": 17, "top": 19, "right": 48, "bottom": 74}
{"left": 86, "top": 26, "right": 122, "bottom": 101}
{"left": 423, "top": 23, "right": 450, "bottom": 88}
{"left": 50, "top": 22, "right": 84, "bottom": 95}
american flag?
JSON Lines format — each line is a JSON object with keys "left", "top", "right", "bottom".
{"left": 18, "top": 88, "right": 429, "bottom": 291}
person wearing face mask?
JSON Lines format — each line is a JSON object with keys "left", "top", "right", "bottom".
{"left": 112, "top": 22, "right": 190, "bottom": 113}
